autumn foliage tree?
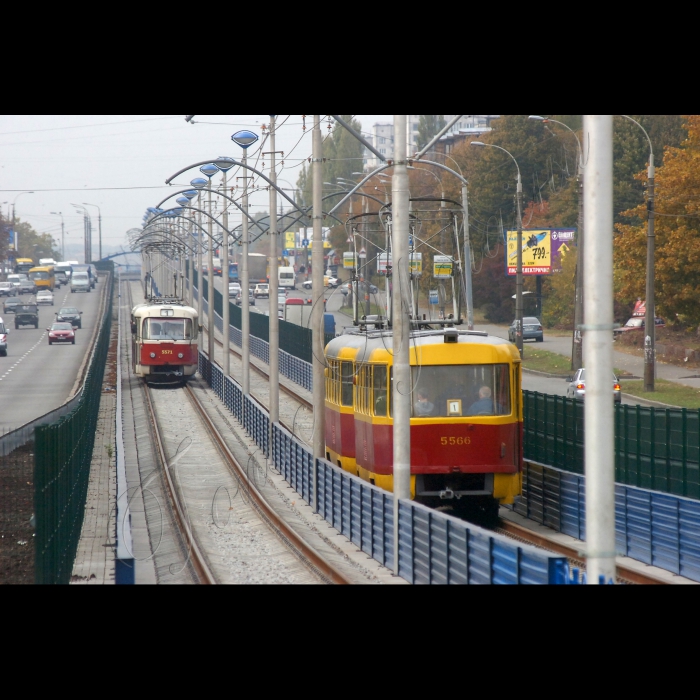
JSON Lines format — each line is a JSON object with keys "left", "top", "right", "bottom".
{"left": 614, "top": 115, "right": 700, "bottom": 329}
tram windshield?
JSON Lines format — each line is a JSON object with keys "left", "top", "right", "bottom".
{"left": 143, "top": 317, "right": 194, "bottom": 340}
{"left": 411, "top": 364, "right": 511, "bottom": 417}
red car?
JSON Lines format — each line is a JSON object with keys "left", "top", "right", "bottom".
{"left": 47, "top": 321, "right": 76, "bottom": 345}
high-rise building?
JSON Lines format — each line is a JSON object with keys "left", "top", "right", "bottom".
{"left": 362, "top": 115, "right": 499, "bottom": 170}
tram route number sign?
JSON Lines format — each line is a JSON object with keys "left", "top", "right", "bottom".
{"left": 504, "top": 228, "right": 576, "bottom": 276}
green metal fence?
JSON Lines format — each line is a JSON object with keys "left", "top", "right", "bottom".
{"left": 34, "top": 266, "right": 114, "bottom": 584}
{"left": 523, "top": 391, "right": 700, "bottom": 500}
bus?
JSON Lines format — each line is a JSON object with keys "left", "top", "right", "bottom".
{"left": 28, "top": 266, "right": 55, "bottom": 291}
{"left": 14, "top": 258, "right": 34, "bottom": 275}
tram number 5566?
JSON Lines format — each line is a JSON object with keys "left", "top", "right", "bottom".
{"left": 441, "top": 436, "right": 470, "bottom": 446}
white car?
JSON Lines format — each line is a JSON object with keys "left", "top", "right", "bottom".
{"left": 228, "top": 282, "right": 242, "bottom": 297}
{"left": 36, "top": 290, "right": 54, "bottom": 306}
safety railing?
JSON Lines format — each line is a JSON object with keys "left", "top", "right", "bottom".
{"left": 34, "top": 266, "right": 114, "bottom": 584}
{"left": 199, "top": 351, "right": 571, "bottom": 585}
{"left": 523, "top": 391, "right": 700, "bottom": 500}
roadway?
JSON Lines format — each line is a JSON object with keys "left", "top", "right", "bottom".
{"left": 0, "top": 280, "right": 106, "bottom": 432}
{"left": 205, "top": 272, "right": 700, "bottom": 404}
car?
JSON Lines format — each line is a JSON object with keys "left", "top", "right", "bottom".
{"left": 14, "top": 303, "right": 39, "bottom": 328}
{"left": 0, "top": 317, "right": 8, "bottom": 356}
{"left": 613, "top": 316, "right": 666, "bottom": 336}
{"left": 228, "top": 282, "right": 242, "bottom": 298}
{"left": 277, "top": 293, "right": 287, "bottom": 313}
{"left": 9, "top": 275, "right": 33, "bottom": 294}
{"left": 301, "top": 280, "right": 313, "bottom": 290}
{"left": 327, "top": 277, "right": 341, "bottom": 288}
{"left": 70, "top": 271, "right": 91, "bottom": 293}
{"left": 254, "top": 283, "right": 269, "bottom": 298}
{"left": 36, "top": 290, "right": 54, "bottom": 306}
{"left": 508, "top": 316, "right": 544, "bottom": 343}
{"left": 3, "top": 297, "right": 21, "bottom": 314}
{"left": 235, "top": 290, "right": 255, "bottom": 306}
{"left": 566, "top": 368, "right": 622, "bottom": 404}
{"left": 0, "top": 282, "right": 17, "bottom": 297}
{"left": 367, "top": 283, "right": 379, "bottom": 295}
{"left": 55, "top": 307, "right": 83, "bottom": 329}
{"left": 47, "top": 321, "right": 76, "bottom": 345}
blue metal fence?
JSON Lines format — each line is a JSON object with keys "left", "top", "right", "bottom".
{"left": 198, "top": 351, "right": 570, "bottom": 585}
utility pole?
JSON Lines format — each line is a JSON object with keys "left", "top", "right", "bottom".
{"left": 644, "top": 155, "right": 656, "bottom": 392}
{"left": 392, "top": 115, "right": 411, "bottom": 573}
{"left": 222, "top": 171, "right": 230, "bottom": 377}
{"left": 582, "top": 114, "right": 616, "bottom": 585}
{"left": 312, "top": 116, "right": 325, "bottom": 491}
{"left": 267, "top": 115, "right": 280, "bottom": 432}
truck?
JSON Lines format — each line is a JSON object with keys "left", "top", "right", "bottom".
{"left": 247, "top": 253, "right": 268, "bottom": 286}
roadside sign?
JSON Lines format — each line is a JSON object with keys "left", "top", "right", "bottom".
{"left": 302, "top": 239, "right": 309, "bottom": 247}
{"left": 433, "top": 255, "right": 453, "bottom": 279}
{"left": 429, "top": 289, "right": 439, "bottom": 304}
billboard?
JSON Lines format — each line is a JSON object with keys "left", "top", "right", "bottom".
{"left": 284, "top": 231, "right": 296, "bottom": 250}
{"left": 504, "top": 228, "right": 576, "bottom": 275}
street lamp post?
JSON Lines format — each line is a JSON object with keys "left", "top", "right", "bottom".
{"left": 620, "top": 115, "right": 656, "bottom": 391}
{"left": 267, "top": 116, "right": 281, "bottom": 433}
{"left": 72, "top": 203, "right": 92, "bottom": 263}
{"left": 82, "top": 203, "right": 102, "bottom": 260}
{"left": 49, "top": 211, "right": 65, "bottom": 260}
{"left": 231, "top": 129, "right": 260, "bottom": 403}
{"left": 529, "top": 115, "right": 585, "bottom": 371}
{"left": 471, "top": 141, "right": 524, "bottom": 357}
{"left": 11, "top": 191, "right": 34, "bottom": 259}
{"left": 200, "top": 163, "right": 219, "bottom": 363}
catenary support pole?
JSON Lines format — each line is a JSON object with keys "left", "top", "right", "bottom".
{"left": 197, "top": 195, "right": 203, "bottom": 324}
{"left": 582, "top": 114, "right": 616, "bottom": 585}
{"left": 312, "top": 116, "right": 325, "bottom": 505}
{"left": 392, "top": 115, "right": 411, "bottom": 574}
{"left": 462, "top": 184, "right": 474, "bottom": 329}
{"left": 207, "top": 183, "right": 214, "bottom": 361}
{"left": 268, "top": 115, "right": 280, "bottom": 434}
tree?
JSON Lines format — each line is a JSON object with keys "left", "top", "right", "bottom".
{"left": 415, "top": 115, "right": 446, "bottom": 151}
{"left": 614, "top": 115, "right": 700, "bottom": 326}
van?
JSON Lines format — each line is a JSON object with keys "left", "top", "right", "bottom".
{"left": 278, "top": 266, "right": 296, "bottom": 290}
{"left": 71, "top": 272, "right": 91, "bottom": 293}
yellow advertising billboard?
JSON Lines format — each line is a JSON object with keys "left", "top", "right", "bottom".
{"left": 285, "top": 231, "right": 296, "bottom": 249}
{"left": 505, "top": 228, "right": 576, "bottom": 275}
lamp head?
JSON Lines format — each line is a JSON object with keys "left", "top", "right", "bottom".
{"left": 190, "top": 178, "right": 208, "bottom": 190}
{"left": 214, "top": 157, "right": 235, "bottom": 172}
{"left": 231, "top": 130, "right": 259, "bottom": 149}
{"left": 528, "top": 115, "right": 546, "bottom": 121}
{"left": 200, "top": 163, "right": 218, "bottom": 179}
{"left": 176, "top": 197, "right": 190, "bottom": 207}
{"left": 470, "top": 141, "right": 485, "bottom": 147}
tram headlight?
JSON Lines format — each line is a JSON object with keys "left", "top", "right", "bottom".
{"left": 150, "top": 352, "right": 156, "bottom": 358}
{"left": 178, "top": 353, "right": 184, "bottom": 359}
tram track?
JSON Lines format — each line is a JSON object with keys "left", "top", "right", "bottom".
{"left": 128, "top": 282, "right": 353, "bottom": 584}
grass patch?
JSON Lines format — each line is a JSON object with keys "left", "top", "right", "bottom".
{"left": 338, "top": 303, "right": 385, "bottom": 318}
{"left": 520, "top": 348, "right": 573, "bottom": 375}
{"left": 617, "top": 379, "right": 700, "bottom": 409}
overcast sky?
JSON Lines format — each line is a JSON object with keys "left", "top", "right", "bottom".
{"left": 0, "top": 115, "right": 393, "bottom": 260}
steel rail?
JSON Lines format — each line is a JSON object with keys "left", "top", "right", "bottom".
{"left": 497, "top": 519, "right": 667, "bottom": 585}
{"left": 125, "top": 279, "right": 216, "bottom": 584}
{"left": 183, "top": 384, "right": 350, "bottom": 585}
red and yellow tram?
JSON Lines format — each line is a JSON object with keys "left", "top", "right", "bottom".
{"left": 324, "top": 326, "right": 522, "bottom": 516}
{"left": 130, "top": 301, "right": 199, "bottom": 384}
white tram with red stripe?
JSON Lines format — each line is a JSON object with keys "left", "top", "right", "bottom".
{"left": 130, "top": 299, "right": 199, "bottom": 384}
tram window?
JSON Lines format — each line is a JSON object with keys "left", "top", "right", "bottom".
{"left": 341, "top": 362, "right": 354, "bottom": 407}
{"left": 374, "top": 365, "right": 388, "bottom": 416}
{"left": 410, "top": 364, "right": 511, "bottom": 417}
{"left": 143, "top": 318, "right": 192, "bottom": 340}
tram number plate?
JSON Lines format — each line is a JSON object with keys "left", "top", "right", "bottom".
{"left": 161, "top": 349, "right": 173, "bottom": 355}
{"left": 441, "top": 437, "right": 470, "bottom": 445}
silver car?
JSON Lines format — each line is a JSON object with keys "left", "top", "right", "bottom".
{"left": 508, "top": 316, "right": 544, "bottom": 343}
{"left": 566, "top": 368, "right": 622, "bottom": 404}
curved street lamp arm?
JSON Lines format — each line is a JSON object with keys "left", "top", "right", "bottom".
{"left": 134, "top": 226, "right": 196, "bottom": 254}
{"left": 619, "top": 114, "right": 654, "bottom": 170}
{"left": 164, "top": 158, "right": 298, "bottom": 210}
{"left": 146, "top": 206, "right": 235, "bottom": 240}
